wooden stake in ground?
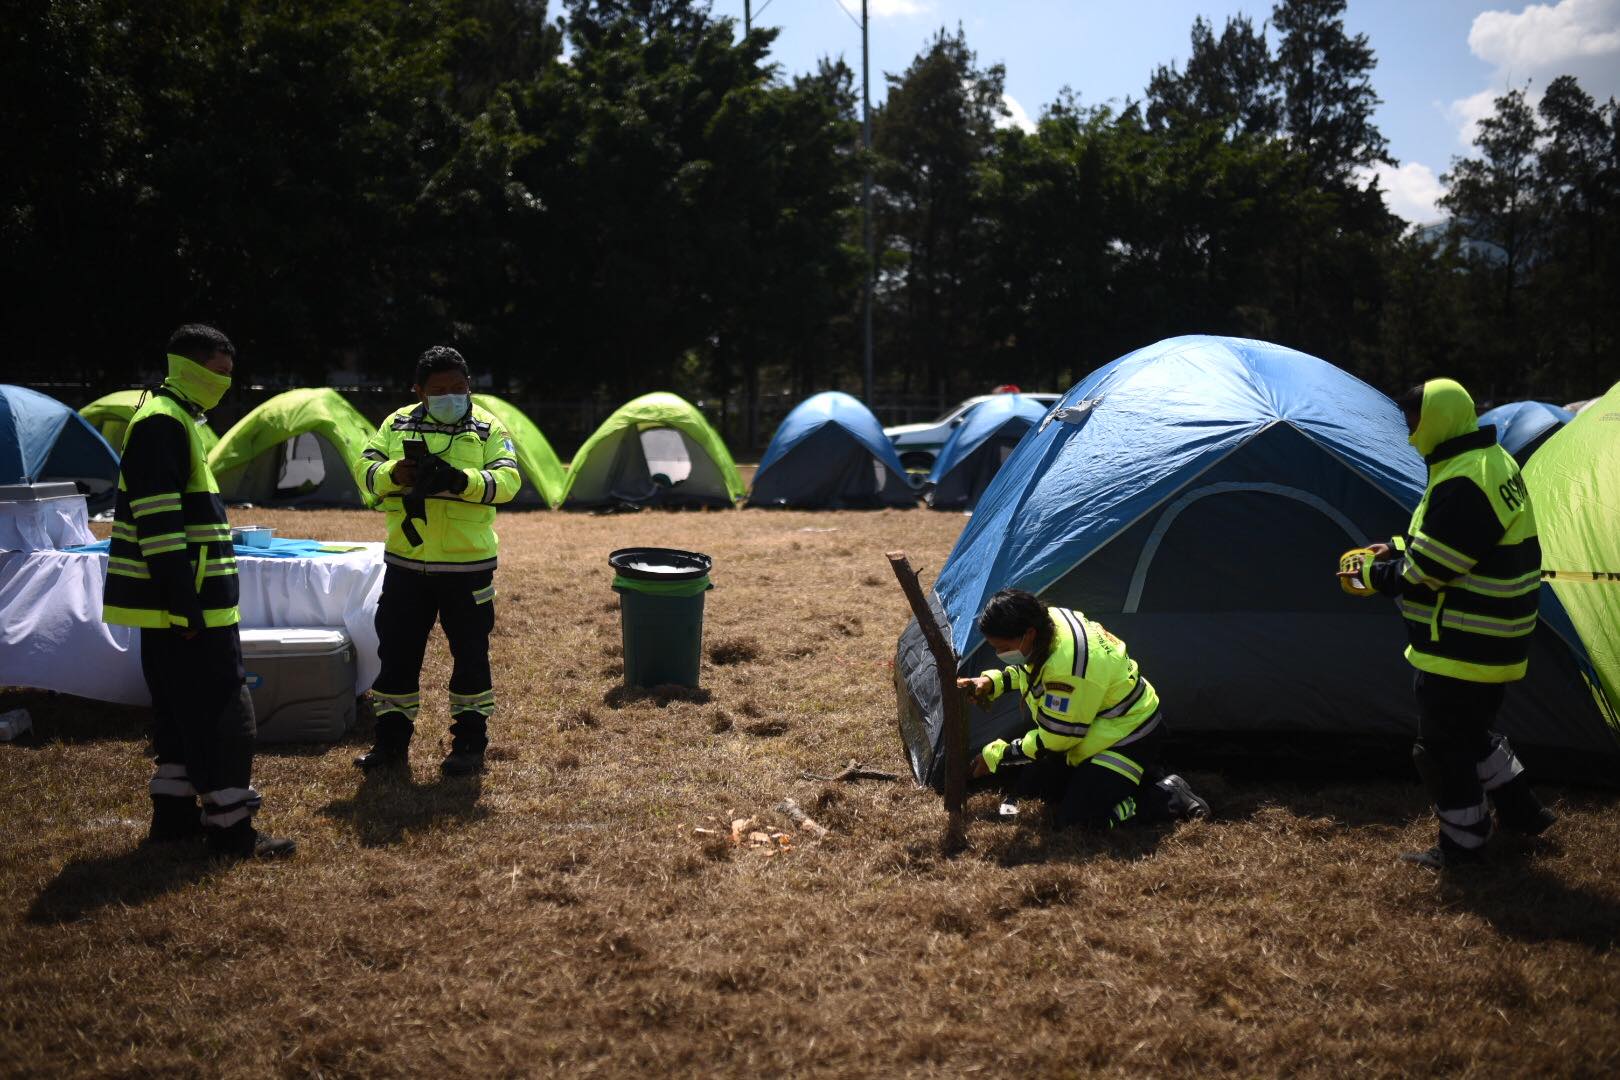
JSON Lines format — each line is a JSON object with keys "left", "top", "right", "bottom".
{"left": 886, "top": 551, "right": 968, "bottom": 853}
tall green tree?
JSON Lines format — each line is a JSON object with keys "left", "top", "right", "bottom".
{"left": 1146, "top": 14, "right": 1278, "bottom": 140}
{"left": 1271, "top": 0, "right": 1390, "bottom": 185}
{"left": 873, "top": 27, "right": 1006, "bottom": 399}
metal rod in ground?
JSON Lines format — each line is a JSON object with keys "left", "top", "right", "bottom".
{"left": 885, "top": 551, "right": 967, "bottom": 851}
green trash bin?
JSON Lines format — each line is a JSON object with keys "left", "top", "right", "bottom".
{"left": 609, "top": 547, "right": 714, "bottom": 689}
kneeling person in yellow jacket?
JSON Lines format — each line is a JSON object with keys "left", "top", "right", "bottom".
{"left": 957, "top": 589, "right": 1209, "bottom": 829}
{"left": 352, "top": 346, "right": 520, "bottom": 776}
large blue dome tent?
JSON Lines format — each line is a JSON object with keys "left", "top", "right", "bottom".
{"left": 893, "top": 336, "right": 1613, "bottom": 788}
{"left": 925, "top": 393, "right": 1050, "bottom": 510}
{"left": 1, "top": 384, "right": 121, "bottom": 508}
{"left": 747, "top": 391, "right": 917, "bottom": 508}
{"left": 1477, "top": 400, "right": 1574, "bottom": 465}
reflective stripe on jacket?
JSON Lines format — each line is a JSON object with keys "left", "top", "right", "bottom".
{"left": 979, "top": 606, "right": 1160, "bottom": 768}
{"left": 353, "top": 402, "right": 521, "bottom": 571}
{"left": 1368, "top": 380, "right": 1540, "bottom": 683}
{"left": 103, "top": 388, "right": 239, "bottom": 629}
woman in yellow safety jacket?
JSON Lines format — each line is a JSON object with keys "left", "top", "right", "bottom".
{"left": 958, "top": 588, "right": 1209, "bottom": 830}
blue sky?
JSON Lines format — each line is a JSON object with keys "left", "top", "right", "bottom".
{"left": 709, "top": 0, "right": 1620, "bottom": 223}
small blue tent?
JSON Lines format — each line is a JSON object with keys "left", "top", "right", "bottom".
{"left": 894, "top": 336, "right": 1612, "bottom": 787}
{"left": 0, "top": 385, "right": 120, "bottom": 507}
{"left": 748, "top": 391, "right": 917, "bottom": 508}
{"left": 1478, "top": 400, "right": 1574, "bottom": 465}
{"left": 926, "top": 393, "right": 1050, "bottom": 510}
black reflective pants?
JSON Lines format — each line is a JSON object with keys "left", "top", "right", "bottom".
{"left": 141, "top": 624, "right": 259, "bottom": 828}
{"left": 1414, "top": 670, "right": 1543, "bottom": 853}
{"left": 1014, "top": 723, "right": 1173, "bottom": 830}
{"left": 372, "top": 565, "right": 496, "bottom": 753}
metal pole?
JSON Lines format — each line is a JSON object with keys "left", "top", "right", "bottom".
{"left": 744, "top": 0, "right": 751, "bottom": 34}
{"left": 861, "top": 0, "right": 875, "bottom": 405}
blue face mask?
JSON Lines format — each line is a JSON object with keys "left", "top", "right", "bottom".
{"left": 996, "top": 648, "right": 1029, "bottom": 667}
{"left": 426, "top": 393, "right": 469, "bottom": 424}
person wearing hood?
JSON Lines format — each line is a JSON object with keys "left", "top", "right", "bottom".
{"left": 351, "top": 346, "right": 520, "bottom": 777}
{"left": 1345, "top": 379, "right": 1556, "bottom": 869}
{"left": 956, "top": 588, "right": 1210, "bottom": 830}
{"left": 103, "top": 324, "right": 294, "bottom": 859}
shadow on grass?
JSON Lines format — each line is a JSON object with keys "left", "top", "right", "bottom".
{"left": 602, "top": 683, "right": 712, "bottom": 709}
{"left": 26, "top": 843, "right": 216, "bottom": 924}
{"left": 319, "top": 769, "right": 488, "bottom": 848}
{"left": 0, "top": 688, "right": 151, "bottom": 746}
{"left": 962, "top": 796, "right": 1172, "bottom": 866}
{"left": 1439, "top": 839, "right": 1620, "bottom": 953}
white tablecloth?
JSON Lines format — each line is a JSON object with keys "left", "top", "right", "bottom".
{"left": 0, "top": 496, "right": 94, "bottom": 552}
{"left": 0, "top": 543, "right": 385, "bottom": 705}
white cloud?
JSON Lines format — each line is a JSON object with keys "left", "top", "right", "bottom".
{"left": 1469, "top": 0, "right": 1620, "bottom": 71}
{"left": 1452, "top": 0, "right": 1620, "bottom": 147}
{"left": 869, "top": 0, "right": 929, "bottom": 16}
{"left": 999, "top": 93, "right": 1037, "bottom": 135}
{"left": 1362, "top": 161, "right": 1448, "bottom": 224}
{"left": 1449, "top": 87, "right": 1503, "bottom": 148}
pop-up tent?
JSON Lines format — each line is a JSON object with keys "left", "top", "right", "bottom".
{"left": 474, "top": 395, "right": 565, "bottom": 508}
{"left": 1478, "top": 400, "right": 1574, "bottom": 465}
{"left": 562, "top": 392, "right": 743, "bottom": 509}
{"left": 1525, "top": 381, "right": 1620, "bottom": 740}
{"left": 926, "top": 393, "right": 1049, "bottom": 510}
{"left": 894, "top": 336, "right": 1615, "bottom": 788}
{"left": 81, "top": 389, "right": 219, "bottom": 454}
{"left": 747, "top": 391, "right": 916, "bottom": 508}
{"left": 1, "top": 384, "right": 120, "bottom": 506}
{"left": 208, "top": 389, "right": 375, "bottom": 506}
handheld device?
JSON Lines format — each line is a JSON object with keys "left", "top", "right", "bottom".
{"left": 1338, "top": 547, "right": 1378, "bottom": 596}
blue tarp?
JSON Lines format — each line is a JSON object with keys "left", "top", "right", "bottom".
{"left": 748, "top": 391, "right": 916, "bottom": 508}
{"left": 66, "top": 537, "right": 361, "bottom": 559}
{"left": 893, "top": 335, "right": 1613, "bottom": 786}
{"left": 926, "top": 393, "right": 1050, "bottom": 509}
{"left": 1478, "top": 400, "right": 1574, "bottom": 464}
{"left": 0, "top": 385, "right": 120, "bottom": 497}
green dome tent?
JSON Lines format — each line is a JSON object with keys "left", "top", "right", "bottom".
{"left": 1524, "top": 380, "right": 1620, "bottom": 737}
{"left": 562, "top": 392, "right": 743, "bottom": 509}
{"left": 208, "top": 388, "right": 375, "bottom": 506}
{"left": 474, "top": 394, "right": 565, "bottom": 508}
{"left": 81, "top": 389, "right": 219, "bottom": 454}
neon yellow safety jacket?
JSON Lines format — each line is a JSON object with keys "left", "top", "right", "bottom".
{"left": 102, "top": 357, "right": 239, "bottom": 630}
{"left": 354, "top": 401, "right": 521, "bottom": 572}
{"left": 977, "top": 606, "right": 1162, "bottom": 781}
{"left": 1362, "top": 379, "right": 1541, "bottom": 682}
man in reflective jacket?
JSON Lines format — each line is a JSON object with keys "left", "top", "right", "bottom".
{"left": 103, "top": 324, "right": 293, "bottom": 858}
{"left": 957, "top": 589, "right": 1209, "bottom": 829}
{"left": 1348, "top": 379, "right": 1556, "bottom": 869}
{"left": 351, "top": 346, "right": 520, "bottom": 776}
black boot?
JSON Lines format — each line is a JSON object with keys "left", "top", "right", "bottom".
{"left": 1157, "top": 774, "right": 1211, "bottom": 820}
{"left": 205, "top": 819, "right": 296, "bottom": 859}
{"left": 355, "top": 714, "right": 412, "bottom": 772}
{"left": 354, "top": 742, "right": 410, "bottom": 772}
{"left": 1490, "top": 776, "right": 1557, "bottom": 835}
{"left": 441, "top": 744, "right": 486, "bottom": 777}
{"left": 144, "top": 795, "right": 204, "bottom": 844}
{"left": 442, "top": 714, "right": 487, "bottom": 776}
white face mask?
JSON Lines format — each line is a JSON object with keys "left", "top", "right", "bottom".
{"left": 996, "top": 648, "right": 1029, "bottom": 667}
{"left": 426, "top": 393, "right": 469, "bottom": 423}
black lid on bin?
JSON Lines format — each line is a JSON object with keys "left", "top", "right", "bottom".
{"left": 608, "top": 547, "right": 713, "bottom": 582}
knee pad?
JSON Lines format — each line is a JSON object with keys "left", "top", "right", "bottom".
{"left": 1476, "top": 733, "right": 1526, "bottom": 792}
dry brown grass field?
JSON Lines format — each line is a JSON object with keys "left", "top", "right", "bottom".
{"left": 3, "top": 506, "right": 1619, "bottom": 1078}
